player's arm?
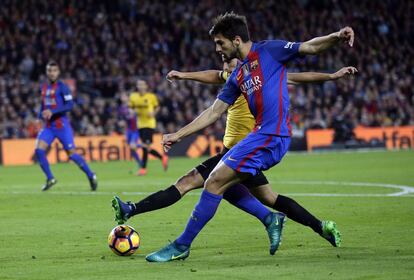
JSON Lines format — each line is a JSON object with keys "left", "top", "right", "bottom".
{"left": 166, "top": 70, "right": 225, "bottom": 85}
{"left": 287, "top": 67, "right": 358, "bottom": 85}
{"left": 162, "top": 98, "right": 229, "bottom": 151}
{"left": 299, "top": 26, "right": 354, "bottom": 55}
{"left": 41, "top": 85, "right": 74, "bottom": 120}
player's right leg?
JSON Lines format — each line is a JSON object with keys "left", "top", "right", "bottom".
{"left": 57, "top": 128, "right": 97, "bottom": 191}
{"left": 112, "top": 153, "right": 224, "bottom": 224}
{"left": 112, "top": 168, "right": 204, "bottom": 224}
{"left": 35, "top": 128, "right": 57, "bottom": 191}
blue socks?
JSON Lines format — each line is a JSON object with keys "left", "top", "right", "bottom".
{"left": 223, "top": 184, "right": 271, "bottom": 226}
{"left": 175, "top": 190, "right": 222, "bottom": 247}
{"left": 69, "top": 153, "right": 94, "bottom": 178}
{"left": 35, "top": 149, "right": 54, "bottom": 180}
{"left": 130, "top": 148, "right": 142, "bottom": 168}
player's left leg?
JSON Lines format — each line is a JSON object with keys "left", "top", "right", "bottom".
{"left": 127, "top": 131, "right": 142, "bottom": 169}
{"left": 249, "top": 184, "right": 341, "bottom": 247}
{"left": 146, "top": 161, "right": 243, "bottom": 262}
{"left": 56, "top": 128, "right": 97, "bottom": 191}
{"left": 243, "top": 170, "right": 341, "bottom": 247}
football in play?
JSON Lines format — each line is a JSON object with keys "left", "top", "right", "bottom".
{"left": 108, "top": 225, "right": 140, "bottom": 256}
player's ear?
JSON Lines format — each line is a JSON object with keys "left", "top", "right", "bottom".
{"left": 233, "top": 36, "right": 242, "bottom": 48}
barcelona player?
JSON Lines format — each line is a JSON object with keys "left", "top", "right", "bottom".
{"left": 129, "top": 80, "right": 168, "bottom": 176}
{"left": 113, "top": 57, "right": 357, "bottom": 255}
{"left": 35, "top": 61, "right": 97, "bottom": 191}
{"left": 143, "top": 12, "right": 354, "bottom": 261}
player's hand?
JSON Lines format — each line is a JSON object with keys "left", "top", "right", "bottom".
{"left": 147, "top": 112, "right": 155, "bottom": 118}
{"left": 41, "top": 109, "right": 53, "bottom": 120}
{"left": 331, "top": 66, "right": 358, "bottom": 79}
{"left": 161, "top": 133, "right": 181, "bottom": 152}
{"left": 166, "top": 70, "right": 185, "bottom": 82}
{"left": 338, "top": 26, "right": 354, "bottom": 47}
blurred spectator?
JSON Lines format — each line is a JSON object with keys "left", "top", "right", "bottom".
{"left": 0, "top": 0, "right": 412, "bottom": 139}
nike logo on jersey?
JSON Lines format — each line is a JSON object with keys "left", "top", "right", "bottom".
{"left": 227, "top": 156, "right": 237, "bottom": 162}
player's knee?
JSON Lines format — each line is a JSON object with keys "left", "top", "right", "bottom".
{"left": 36, "top": 140, "right": 48, "bottom": 150}
{"left": 175, "top": 169, "right": 203, "bottom": 195}
{"left": 204, "top": 171, "right": 223, "bottom": 193}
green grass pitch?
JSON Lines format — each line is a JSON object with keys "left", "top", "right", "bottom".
{"left": 0, "top": 150, "right": 413, "bottom": 279}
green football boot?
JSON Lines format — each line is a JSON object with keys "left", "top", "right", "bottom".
{"left": 146, "top": 242, "right": 190, "bottom": 262}
{"left": 111, "top": 196, "right": 134, "bottom": 225}
{"left": 321, "top": 220, "right": 341, "bottom": 247}
{"left": 266, "top": 212, "right": 287, "bottom": 255}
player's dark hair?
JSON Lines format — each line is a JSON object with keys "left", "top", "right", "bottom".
{"left": 46, "top": 60, "right": 59, "bottom": 68}
{"left": 209, "top": 12, "right": 250, "bottom": 42}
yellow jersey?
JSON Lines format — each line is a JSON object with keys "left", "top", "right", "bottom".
{"left": 223, "top": 95, "right": 255, "bottom": 148}
{"left": 129, "top": 92, "right": 159, "bottom": 129}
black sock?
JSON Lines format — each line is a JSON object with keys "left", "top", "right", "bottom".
{"left": 274, "top": 195, "right": 322, "bottom": 234}
{"left": 149, "top": 148, "right": 163, "bottom": 160}
{"left": 132, "top": 185, "right": 181, "bottom": 216}
{"left": 142, "top": 148, "right": 148, "bottom": 168}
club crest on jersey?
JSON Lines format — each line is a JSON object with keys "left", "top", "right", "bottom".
{"left": 250, "top": 59, "right": 258, "bottom": 70}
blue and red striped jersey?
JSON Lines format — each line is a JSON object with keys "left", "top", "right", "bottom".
{"left": 39, "top": 80, "right": 73, "bottom": 129}
{"left": 126, "top": 111, "right": 138, "bottom": 131}
{"left": 218, "top": 40, "right": 301, "bottom": 136}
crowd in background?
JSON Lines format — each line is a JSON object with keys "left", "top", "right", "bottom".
{"left": 1, "top": 0, "right": 413, "bottom": 139}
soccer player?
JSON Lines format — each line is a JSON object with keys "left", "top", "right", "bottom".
{"left": 129, "top": 80, "right": 168, "bottom": 175}
{"left": 144, "top": 12, "right": 355, "bottom": 262}
{"left": 35, "top": 61, "right": 97, "bottom": 191}
{"left": 124, "top": 107, "right": 143, "bottom": 170}
{"left": 112, "top": 58, "right": 357, "bottom": 254}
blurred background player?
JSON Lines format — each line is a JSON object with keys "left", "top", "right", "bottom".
{"left": 129, "top": 80, "right": 168, "bottom": 176}
{"left": 35, "top": 61, "right": 97, "bottom": 191}
{"left": 118, "top": 92, "right": 143, "bottom": 171}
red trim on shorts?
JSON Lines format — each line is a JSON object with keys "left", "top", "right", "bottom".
{"left": 235, "top": 135, "right": 273, "bottom": 172}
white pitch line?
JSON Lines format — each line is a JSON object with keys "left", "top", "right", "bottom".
{"left": 277, "top": 180, "right": 414, "bottom": 196}
{"left": 1, "top": 180, "right": 414, "bottom": 197}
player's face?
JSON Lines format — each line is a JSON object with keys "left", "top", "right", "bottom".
{"left": 46, "top": 66, "right": 60, "bottom": 82}
{"left": 214, "top": 34, "right": 238, "bottom": 61}
{"left": 137, "top": 80, "right": 148, "bottom": 93}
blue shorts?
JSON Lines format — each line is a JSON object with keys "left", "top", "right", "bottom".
{"left": 222, "top": 133, "right": 291, "bottom": 176}
{"left": 36, "top": 127, "right": 75, "bottom": 150}
{"left": 126, "top": 130, "right": 140, "bottom": 146}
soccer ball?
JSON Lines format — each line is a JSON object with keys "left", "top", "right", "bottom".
{"left": 108, "top": 225, "right": 140, "bottom": 256}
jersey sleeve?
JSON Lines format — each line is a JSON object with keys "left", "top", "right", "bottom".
{"left": 263, "top": 40, "right": 301, "bottom": 64}
{"left": 61, "top": 84, "right": 73, "bottom": 102}
{"left": 51, "top": 83, "right": 74, "bottom": 115}
{"left": 217, "top": 70, "right": 241, "bottom": 105}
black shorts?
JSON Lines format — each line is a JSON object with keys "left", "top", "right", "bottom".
{"left": 195, "top": 147, "right": 269, "bottom": 189}
{"left": 139, "top": 128, "right": 154, "bottom": 145}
